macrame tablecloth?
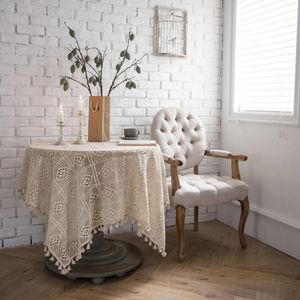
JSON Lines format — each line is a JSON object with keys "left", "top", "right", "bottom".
{"left": 19, "top": 142, "right": 169, "bottom": 274}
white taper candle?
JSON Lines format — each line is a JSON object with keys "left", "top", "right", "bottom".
{"left": 58, "top": 105, "right": 64, "bottom": 123}
{"left": 78, "top": 95, "right": 83, "bottom": 113}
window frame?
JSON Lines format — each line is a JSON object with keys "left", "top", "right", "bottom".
{"left": 226, "top": 0, "right": 300, "bottom": 125}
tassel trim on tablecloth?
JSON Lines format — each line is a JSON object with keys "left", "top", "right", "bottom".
{"left": 19, "top": 186, "right": 168, "bottom": 274}
{"left": 43, "top": 216, "right": 167, "bottom": 275}
{"left": 136, "top": 230, "right": 167, "bottom": 257}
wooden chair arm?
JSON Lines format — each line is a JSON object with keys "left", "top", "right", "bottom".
{"left": 204, "top": 149, "right": 247, "bottom": 180}
{"left": 163, "top": 155, "right": 182, "bottom": 196}
{"left": 163, "top": 155, "right": 183, "bottom": 166}
{"left": 205, "top": 149, "right": 247, "bottom": 161}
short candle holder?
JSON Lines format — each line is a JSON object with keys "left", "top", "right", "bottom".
{"left": 54, "top": 121, "right": 68, "bottom": 146}
{"left": 73, "top": 111, "right": 86, "bottom": 145}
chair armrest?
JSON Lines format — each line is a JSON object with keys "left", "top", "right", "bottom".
{"left": 163, "top": 154, "right": 183, "bottom": 166}
{"left": 205, "top": 149, "right": 247, "bottom": 161}
{"left": 162, "top": 154, "right": 182, "bottom": 195}
{"left": 205, "top": 149, "right": 247, "bottom": 180}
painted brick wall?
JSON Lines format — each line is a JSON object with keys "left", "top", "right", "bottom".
{"left": 0, "top": 0, "right": 223, "bottom": 247}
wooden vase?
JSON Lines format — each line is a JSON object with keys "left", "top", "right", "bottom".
{"left": 88, "top": 96, "right": 110, "bottom": 142}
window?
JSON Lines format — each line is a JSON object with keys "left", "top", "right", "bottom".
{"left": 229, "top": 0, "right": 300, "bottom": 124}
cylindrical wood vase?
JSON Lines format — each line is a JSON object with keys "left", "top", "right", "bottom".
{"left": 88, "top": 96, "right": 110, "bottom": 142}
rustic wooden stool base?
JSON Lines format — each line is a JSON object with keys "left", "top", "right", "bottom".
{"left": 45, "top": 232, "right": 143, "bottom": 284}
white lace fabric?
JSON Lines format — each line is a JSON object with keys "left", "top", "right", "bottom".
{"left": 19, "top": 142, "right": 169, "bottom": 274}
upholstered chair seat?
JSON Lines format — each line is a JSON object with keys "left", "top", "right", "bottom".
{"left": 151, "top": 107, "right": 250, "bottom": 262}
{"left": 167, "top": 174, "right": 248, "bottom": 207}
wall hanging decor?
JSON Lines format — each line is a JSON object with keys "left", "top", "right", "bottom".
{"left": 60, "top": 23, "right": 145, "bottom": 142}
{"left": 154, "top": 6, "right": 187, "bottom": 57}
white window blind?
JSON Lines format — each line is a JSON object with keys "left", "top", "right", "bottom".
{"left": 233, "top": 0, "right": 298, "bottom": 114}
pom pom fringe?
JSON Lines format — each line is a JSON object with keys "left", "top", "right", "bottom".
{"left": 42, "top": 216, "right": 165, "bottom": 276}
{"left": 137, "top": 232, "right": 167, "bottom": 258}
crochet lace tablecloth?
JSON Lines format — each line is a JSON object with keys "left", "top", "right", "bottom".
{"left": 19, "top": 142, "right": 169, "bottom": 274}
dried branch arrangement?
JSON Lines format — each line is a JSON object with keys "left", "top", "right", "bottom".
{"left": 60, "top": 23, "right": 145, "bottom": 96}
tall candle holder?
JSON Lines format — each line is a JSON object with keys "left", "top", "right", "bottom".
{"left": 74, "top": 111, "right": 86, "bottom": 144}
{"left": 54, "top": 121, "right": 68, "bottom": 146}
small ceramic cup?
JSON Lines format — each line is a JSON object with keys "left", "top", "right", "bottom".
{"left": 124, "top": 128, "right": 140, "bottom": 138}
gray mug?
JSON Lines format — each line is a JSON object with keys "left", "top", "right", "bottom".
{"left": 124, "top": 128, "right": 140, "bottom": 137}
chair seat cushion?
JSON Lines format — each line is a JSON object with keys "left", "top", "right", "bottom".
{"left": 167, "top": 174, "right": 248, "bottom": 207}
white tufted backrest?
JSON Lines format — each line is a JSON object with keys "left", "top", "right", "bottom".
{"left": 151, "top": 107, "right": 206, "bottom": 170}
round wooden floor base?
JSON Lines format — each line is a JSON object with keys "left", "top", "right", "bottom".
{"left": 45, "top": 232, "right": 143, "bottom": 284}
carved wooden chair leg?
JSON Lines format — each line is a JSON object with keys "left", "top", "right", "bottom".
{"left": 176, "top": 205, "right": 186, "bottom": 262}
{"left": 238, "top": 197, "right": 249, "bottom": 249}
{"left": 194, "top": 206, "right": 199, "bottom": 232}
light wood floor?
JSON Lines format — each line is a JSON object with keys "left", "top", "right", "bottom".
{"left": 0, "top": 221, "right": 299, "bottom": 300}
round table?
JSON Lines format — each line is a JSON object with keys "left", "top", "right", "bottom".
{"left": 19, "top": 142, "right": 169, "bottom": 283}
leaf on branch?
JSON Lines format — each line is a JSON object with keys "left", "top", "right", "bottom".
{"left": 125, "top": 81, "right": 131, "bottom": 89}
{"left": 75, "top": 60, "right": 80, "bottom": 68}
{"left": 129, "top": 33, "right": 135, "bottom": 41}
{"left": 69, "top": 29, "right": 75, "bottom": 38}
{"left": 88, "top": 77, "right": 94, "bottom": 83}
{"left": 125, "top": 80, "right": 136, "bottom": 89}
{"left": 92, "top": 79, "right": 97, "bottom": 86}
{"left": 135, "top": 65, "right": 141, "bottom": 73}
{"left": 81, "top": 66, "right": 86, "bottom": 73}
{"left": 60, "top": 78, "right": 66, "bottom": 85}
{"left": 125, "top": 52, "right": 130, "bottom": 60}
{"left": 70, "top": 64, "right": 76, "bottom": 73}
{"left": 67, "top": 52, "right": 73, "bottom": 60}
{"left": 116, "top": 63, "right": 121, "bottom": 71}
{"left": 63, "top": 81, "right": 69, "bottom": 91}
{"left": 72, "top": 48, "right": 77, "bottom": 55}
{"left": 85, "top": 55, "right": 90, "bottom": 62}
{"left": 95, "top": 55, "right": 102, "bottom": 67}
{"left": 120, "top": 50, "right": 126, "bottom": 57}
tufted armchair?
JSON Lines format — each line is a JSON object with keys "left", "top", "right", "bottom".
{"left": 151, "top": 108, "right": 249, "bottom": 262}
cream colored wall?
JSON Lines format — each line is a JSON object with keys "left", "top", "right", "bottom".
{"left": 219, "top": 0, "right": 300, "bottom": 260}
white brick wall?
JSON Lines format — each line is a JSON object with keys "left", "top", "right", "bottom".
{"left": 0, "top": 0, "right": 223, "bottom": 248}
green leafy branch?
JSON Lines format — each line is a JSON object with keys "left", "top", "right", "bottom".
{"left": 60, "top": 23, "right": 145, "bottom": 96}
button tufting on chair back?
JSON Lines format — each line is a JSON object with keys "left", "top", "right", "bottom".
{"left": 151, "top": 108, "right": 206, "bottom": 170}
